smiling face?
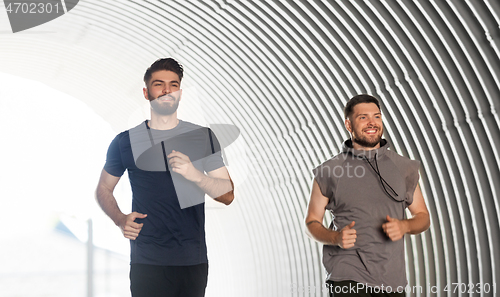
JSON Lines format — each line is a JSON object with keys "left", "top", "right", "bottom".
{"left": 143, "top": 70, "right": 182, "bottom": 116}
{"left": 345, "top": 102, "right": 383, "bottom": 149}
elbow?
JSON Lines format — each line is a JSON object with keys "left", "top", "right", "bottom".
{"left": 219, "top": 177, "right": 234, "bottom": 205}
{"left": 421, "top": 210, "right": 431, "bottom": 232}
{"left": 225, "top": 191, "right": 235, "bottom": 205}
{"left": 95, "top": 184, "right": 113, "bottom": 206}
{"left": 303, "top": 217, "right": 315, "bottom": 239}
{"left": 424, "top": 214, "right": 431, "bottom": 231}
{"left": 225, "top": 179, "right": 235, "bottom": 205}
{"left": 217, "top": 190, "right": 234, "bottom": 205}
{"left": 95, "top": 186, "right": 104, "bottom": 204}
{"left": 411, "top": 211, "right": 431, "bottom": 234}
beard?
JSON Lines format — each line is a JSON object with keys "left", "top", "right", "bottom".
{"left": 352, "top": 125, "right": 383, "bottom": 148}
{"left": 149, "top": 90, "right": 180, "bottom": 115}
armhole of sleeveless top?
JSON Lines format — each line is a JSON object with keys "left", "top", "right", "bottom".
{"left": 331, "top": 158, "right": 345, "bottom": 205}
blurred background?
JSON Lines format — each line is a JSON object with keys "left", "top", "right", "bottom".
{"left": 0, "top": 0, "right": 499, "bottom": 296}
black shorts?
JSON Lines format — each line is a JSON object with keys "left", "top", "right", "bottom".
{"left": 130, "top": 263, "right": 208, "bottom": 297}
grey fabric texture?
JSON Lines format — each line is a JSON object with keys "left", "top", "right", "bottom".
{"left": 313, "top": 139, "right": 420, "bottom": 289}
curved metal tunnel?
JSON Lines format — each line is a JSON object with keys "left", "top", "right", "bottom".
{"left": 1, "top": 1, "right": 499, "bottom": 296}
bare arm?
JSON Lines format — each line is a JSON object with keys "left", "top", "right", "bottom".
{"left": 383, "top": 184, "right": 430, "bottom": 241}
{"left": 167, "top": 150, "right": 234, "bottom": 205}
{"left": 95, "top": 169, "right": 147, "bottom": 240}
{"left": 95, "top": 169, "right": 124, "bottom": 225}
{"left": 305, "top": 179, "right": 356, "bottom": 248}
{"left": 405, "top": 184, "right": 431, "bottom": 233}
{"left": 204, "top": 167, "right": 234, "bottom": 205}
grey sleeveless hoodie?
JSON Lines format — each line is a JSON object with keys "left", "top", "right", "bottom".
{"left": 313, "top": 139, "right": 420, "bottom": 289}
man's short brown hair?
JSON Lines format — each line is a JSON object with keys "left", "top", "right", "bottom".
{"left": 344, "top": 94, "right": 381, "bottom": 119}
{"left": 144, "top": 58, "right": 184, "bottom": 85}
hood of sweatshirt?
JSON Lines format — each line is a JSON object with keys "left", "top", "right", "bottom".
{"left": 342, "top": 138, "right": 389, "bottom": 160}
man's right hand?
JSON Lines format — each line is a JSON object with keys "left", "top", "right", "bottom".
{"left": 118, "top": 212, "right": 147, "bottom": 240}
{"left": 333, "top": 221, "right": 357, "bottom": 249}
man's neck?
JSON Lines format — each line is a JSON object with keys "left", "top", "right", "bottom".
{"left": 351, "top": 139, "right": 381, "bottom": 151}
{"left": 148, "top": 112, "right": 179, "bottom": 130}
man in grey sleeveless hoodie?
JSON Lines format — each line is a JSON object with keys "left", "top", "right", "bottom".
{"left": 305, "top": 95, "right": 430, "bottom": 296}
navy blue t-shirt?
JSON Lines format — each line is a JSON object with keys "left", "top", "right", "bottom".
{"left": 104, "top": 120, "right": 224, "bottom": 266}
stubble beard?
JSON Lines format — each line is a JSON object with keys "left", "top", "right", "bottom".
{"left": 149, "top": 90, "right": 180, "bottom": 116}
{"left": 352, "top": 125, "right": 383, "bottom": 148}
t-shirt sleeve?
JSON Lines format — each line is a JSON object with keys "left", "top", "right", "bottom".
{"left": 104, "top": 134, "right": 126, "bottom": 177}
{"left": 202, "top": 128, "right": 225, "bottom": 172}
{"left": 405, "top": 159, "right": 420, "bottom": 206}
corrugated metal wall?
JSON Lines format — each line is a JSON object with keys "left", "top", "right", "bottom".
{"left": 1, "top": 1, "right": 499, "bottom": 296}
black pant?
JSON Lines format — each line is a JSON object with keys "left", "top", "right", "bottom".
{"left": 327, "top": 280, "right": 405, "bottom": 297}
{"left": 130, "top": 263, "right": 208, "bottom": 297}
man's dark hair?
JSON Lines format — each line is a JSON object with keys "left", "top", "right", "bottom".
{"left": 144, "top": 58, "right": 184, "bottom": 85}
{"left": 344, "top": 94, "right": 381, "bottom": 119}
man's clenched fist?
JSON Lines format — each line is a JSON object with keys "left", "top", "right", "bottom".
{"left": 118, "top": 212, "right": 147, "bottom": 240}
{"left": 334, "top": 221, "right": 357, "bottom": 249}
{"left": 382, "top": 215, "right": 408, "bottom": 241}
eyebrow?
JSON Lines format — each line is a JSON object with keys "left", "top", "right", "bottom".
{"left": 356, "top": 112, "right": 382, "bottom": 117}
{"left": 150, "top": 79, "right": 180, "bottom": 85}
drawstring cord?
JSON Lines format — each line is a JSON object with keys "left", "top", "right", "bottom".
{"left": 363, "top": 153, "right": 399, "bottom": 201}
{"left": 363, "top": 153, "right": 406, "bottom": 220}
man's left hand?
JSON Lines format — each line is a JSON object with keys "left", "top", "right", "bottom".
{"left": 382, "top": 215, "right": 408, "bottom": 241}
{"left": 167, "top": 150, "right": 204, "bottom": 182}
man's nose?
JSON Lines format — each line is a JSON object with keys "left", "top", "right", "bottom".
{"left": 367, "top": 116, "right": 377, "bottom": 126}
{"left": 163, "top": 85, "right": 171, "bottom": 94}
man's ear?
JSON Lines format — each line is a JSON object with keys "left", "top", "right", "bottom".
{"left": 345, "top": 118, "right": 352, "bottom": 133}
{"left": 143, "top": 87, "right": 149, "bottom": 101}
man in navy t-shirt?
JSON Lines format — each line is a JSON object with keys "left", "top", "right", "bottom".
{"left": 95, "top": 58, "right": 234, "bottom": 297}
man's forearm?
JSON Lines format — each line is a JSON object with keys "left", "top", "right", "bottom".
{"left": 95, "top": 187, "right": 126, "bottom": 226}
{"left": 194, "top": 174, "right": 234, "bottom": 205}
{"left": 305, "top": 220, "right": 337, "bottom": 246}
{"left": 404, "top": 212, "right": 430, "bottom": 235}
